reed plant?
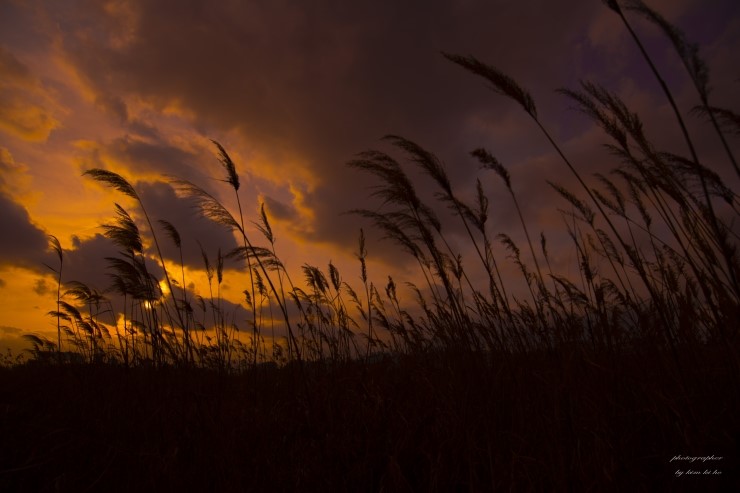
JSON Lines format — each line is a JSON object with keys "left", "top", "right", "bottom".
{"left": 25, "top": 0, "right": 737, "bottom": 377}
{"left": 6, "top": 2, "right": 739, "bottom": 491}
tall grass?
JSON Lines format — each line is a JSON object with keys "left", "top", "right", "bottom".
{"left": 24, "top": 0, "right": 738, "bottom": 373}
{"left": 6, "top": 2, "right": 738, "bottom": 490}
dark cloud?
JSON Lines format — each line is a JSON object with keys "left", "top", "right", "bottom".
{"left": 0, "top": 325, "right": 23, "bottom": 336}
{"left": 32, "top": 278, "right": 50, "bottom": 296}
{"left": 32, "top": 178, "right": 244, "bottom": 329}
{"left": 0, "top": 38, "right": 58, "bottom": 141}
{"left": 51, "top": 0, "right": 740, "bottom": 264}
{"left": 45, "top": 1, "right": 611, "bottom": 245}
{"left": 63, "top": 233, "right": 126, "bottom": 292}
{"left": 98, "top": 134, "right": 206, "bottom": 182}
{"left": 0, "top": 192, "right": 49, "bottom": 270}
{"left": 0, "top": 146, "right": 23, "bottom": 191}
{"left": 0, "top": 90, "right": 59, "bottom": 141}
{"left": 46, "top": 231, "right": 249, "bottom": 333}
{"left": 262, "top": 195, "right": 297, "bottom": 222}
{"left": 0, "top": 45, "right": 33, "bottom": 84}
{"left": 95, "top": 93, "right": 129, "bottom": 123}
{"left": 0, "top": 325, "right": 29, "bottom": 358}
{"left": 136, "top": 181, "right": 240, "bottom": 269}
{"left": 5, "top": 0, "right": 740, "bottom": 281}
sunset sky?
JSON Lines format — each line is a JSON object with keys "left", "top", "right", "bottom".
{"left": 1, "top": 0, "right": 738, "bottom": 355}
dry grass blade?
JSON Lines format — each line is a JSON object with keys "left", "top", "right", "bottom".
{"left": 101, "top": 204, "right": 143, "bottom": 253}
{"left": 385, "top": 135, "right": 452, "bottom": 194}
{"left": 595, "top": 173, "right": 626, "bottom": 215}
{"left": 593, "top": 188, "right": 621, "bottom": 216}
{"left": 211, "top": 140, "right": 240, "bottom": 191}
{"left": 601, "top": 0, "right": 622, "bottom": 13}
{"left": 303, "top": 265, "right": 329, "bottom": 295}
{"left": 442, "top": 52, "right": 537, "bottom": 118}
{"left": 357, "top": 228, "right": 368, "bottom": 284}
{"left": 474, "top": 179, "right": 488, "bottom": 229}
{"left": 64, "top": 281, "right": 104, "bottom": 306}
{"left": 549, "top": 182, "right": 596, "bottom": 225}
{"left": 559, "top": 86, "right": 629, "bottom": 151}
{"left": 252, "top": 268, "right": 267, "bottom": 298}
{"left": 659, "top": 152, "right": 736, "bottom": 204}
{"left": 47, "top": 235, "right": 63, "bottom": 264}
{"left": 157, "top": 219, "right": 182, "bottom": 249}
{"left": 105, "top": 256, "right": 143, "bottom": 291}
{"left": 624, "top": 0, "right": 708, "bottom": 97}
{"left": 254, "top": 202, "right": 274, "bottom": 243}
{"left": 349, "top": 209, "right": 423, "bottom": 260}
{"left": 692, "top": 106, "right": 740, "bottom": 135}
{"left": 328, "top": 262, "right": 341, "bottom": 291}
{"left": 348, "top": 151, "right": 420, "bottom": 210}
{"left": 472, "top": 148, "right": 510, "bottom": 188}
{"left": 199, "top": 242, "right": 213, "bottom": 282}
{"left": 217, "top": 248, "right": 224, "bottom": 285}
{"left": 226, "top": 245, "right": 277, "bottom": 262}
{"left": 172, "top": 179, "right": 242, "bottom": 232}
{"left": 83, "top": 169, "right": 139, "bottom": 201}
{"left": 498, "top": 233, "right": 521, "bottom": 259}
{"left": 348, "top": 150, "right": 442, "bottom": 234}
{"left": 580, "top": 82, "right": 646, "bottom": 149}
{"left": 615, "top": 169, "right": 653, "bottom": 227}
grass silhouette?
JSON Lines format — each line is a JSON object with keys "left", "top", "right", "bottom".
{"left": 2, "top": 1, "right": 738, "bottom": 491}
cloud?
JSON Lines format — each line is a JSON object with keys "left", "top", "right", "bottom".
{"left": 261, "top": 195, "right": 298, "bottom": 222}
{"left": 0, "top": 96, "right": 59, "bottom": 141}
{"left": 106, "top": 136, "right": 197, "bottom": 177}
{"left": 137, "top": 181, "right": 240, "bottom": 269}
{"left": 1, "top": 0, "right": 738, "bottom": 306}
{"left": 0, "top": 325, "right": 30, "bottom": 358}
{"left": 95, "top": 93, "right": 129, "bottom": 123}
{"left": 0, "top": 45, "right": 59, "bottom": 141}
{"left": 0, "top": 45, "right": 34, "bottom": 85}
{"left": 32, "top": 278, "right": 50, "bottom": 296}
{"left": 75, "top": 133, "right": 211, "bottom": 185}
{"left": 0, "top": 146, "right": 32, "bottom": 195}
{"left": 0, "top": 325, "right": 23, "bottom": 336}
{"left": 0, "top": 192, "right": 49, "bottom": 270}
{"left": 62, "top": 233, "right": 122, "bottom": 291}
{"left": 56, "top": 232, "right": 252, "bottom": 334}
{"left": 40, "top": 0, "right": 612, "bottom": 251}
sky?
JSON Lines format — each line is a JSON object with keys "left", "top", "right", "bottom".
{"left": 1, "top": 0, "right": 738, "bottom": 356}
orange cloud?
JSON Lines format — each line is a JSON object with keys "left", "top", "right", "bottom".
{"left": 0, "top": 267, "right": 57, "bottom": 341}
{"left": 0, "top": 45, "right": 34, "bottom": 85}
{"left": 0, "top": 147, "right": 32, "bottom": 197}
{"left": 0, "top": 46, "right": 61, "bottom": 142}
{"left": 0, "top": 95, "right": 59, "bottom": 142}
{"left": 102, "top": 0, "right": 141, "bottom": 51}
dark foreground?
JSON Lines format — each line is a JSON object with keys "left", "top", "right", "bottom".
{"left": 1, "top": 344, "right": 737, "bottom": 492}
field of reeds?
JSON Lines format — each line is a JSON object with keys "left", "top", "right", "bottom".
{"left": 1, "top": 1, "right": 738, "bottom": 491}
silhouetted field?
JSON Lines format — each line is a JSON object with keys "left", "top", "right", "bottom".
{"left": 3, "top": 1, "right": 740, "bottom": 491}
{"left": 1, "top": 345, "right": 737, "bottom": 492}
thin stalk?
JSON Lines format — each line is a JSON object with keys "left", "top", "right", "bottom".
{"left": 611, "top": 3, "right": 739, "bottom": 297}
